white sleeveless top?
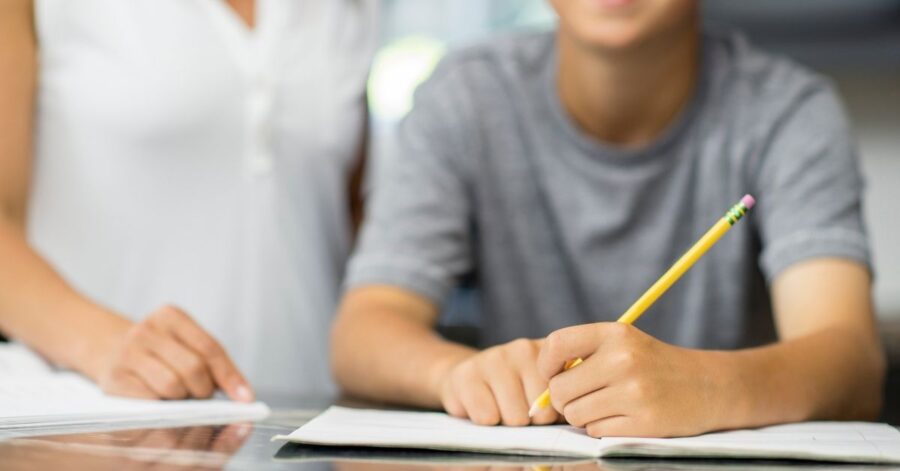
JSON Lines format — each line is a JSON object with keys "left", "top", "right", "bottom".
{"left": 29, "top": 0, "right": 376, "bottom": 396}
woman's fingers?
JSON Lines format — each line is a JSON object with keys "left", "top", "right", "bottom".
{"left": 126, "top": 347, "right": 189, "bottom": 399}
{"left": 149, "top": 306, "right": 254, "bottom": 402}
{"left": 143, "top": 327, "right": 216, "bottom": 399}
{"left": 97, "top": 306, "right": 252, "bottom": 403}
{"left": 100, "top": 370, "right": 158, "bottom": 400}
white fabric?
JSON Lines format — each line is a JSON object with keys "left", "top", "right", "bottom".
{"left": 29, "top": 0, "right": 377, "bottom": 396}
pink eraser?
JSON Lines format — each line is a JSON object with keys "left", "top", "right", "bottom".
{"left": 741, "top": 194, "right": 756, "bottom": 210}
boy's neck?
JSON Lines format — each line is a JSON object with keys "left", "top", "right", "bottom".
{"left": 556, "top": 21, "right": 700, "bottom": 149}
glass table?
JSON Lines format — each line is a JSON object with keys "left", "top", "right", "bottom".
{"left": 1, "top": 394, "right": 897, "bottom": 471}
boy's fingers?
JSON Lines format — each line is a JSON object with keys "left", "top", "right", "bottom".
{"left": 537, "top": 323, "right": 629, "bottom": 379}
{"left": 483, "top": 366, "right": 529, "bottom": 426}
{"left": 584, "top": 415, "right": 634, "bottom": 438}
{"left": 557, "top": 386, "right": 617, "bottom": 428}
{"left": 460, "top": 380, "right": 500, "bottom": 426}
{"left": 547, "top": 353, "right": 614, "bottom": 413}
{"left": 442, "top": 388, "right": 466, "bottom": 418}
{"left": 520, "top": 365, "right": 556, "bottom": 425}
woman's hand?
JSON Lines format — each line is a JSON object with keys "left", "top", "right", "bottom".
{"left": 88, "top": 305, "right": 254, "bottom": 402}
{"left": 538, "top": 323, "right": 735, "bottom": 438}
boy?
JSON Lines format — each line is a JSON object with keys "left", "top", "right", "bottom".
{"left": 331, "top": 0, "right": 885, "bottom": 437}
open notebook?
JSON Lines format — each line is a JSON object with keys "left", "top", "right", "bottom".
{"left": 273, "top": 406, "right": 900, "bottom": 464}
{"left": 0, "top": 343, "right": 269, "bottom": 438}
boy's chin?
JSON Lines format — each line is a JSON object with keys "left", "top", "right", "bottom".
{"left": 565, "top": 22, "right": 651, "bottom": 53}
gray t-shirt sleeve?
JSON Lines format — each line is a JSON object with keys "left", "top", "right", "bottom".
{"left": 754, "top": 81, "right": 871, "bottom": 281}
{"left": 344, "top": 60, "right": 475, "bottom": 304}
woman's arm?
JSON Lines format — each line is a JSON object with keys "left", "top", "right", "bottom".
{"left": 0, "top": 0, "right": 252, "bottom": 401}
{"left": 0, "top": 0, "right": 114, "bottom": 372}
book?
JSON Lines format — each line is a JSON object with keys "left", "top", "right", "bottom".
{"left": 273, "top": 406, "right": 900, "bottom": 464}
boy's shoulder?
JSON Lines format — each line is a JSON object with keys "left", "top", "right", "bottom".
{"left": 706, "top": 30, "right": 838, "bottom": 120}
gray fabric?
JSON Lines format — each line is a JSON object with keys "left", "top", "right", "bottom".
{"left": 347, "top": 30, "right": 871, "bottom": 350}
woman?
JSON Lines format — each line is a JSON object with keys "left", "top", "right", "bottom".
{"left": 0, "top": 0, "right": 375, "bottom": 399}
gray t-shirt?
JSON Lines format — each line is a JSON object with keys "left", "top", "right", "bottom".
{"left": 347, "top": 31, "right": 871, "bottom": 350}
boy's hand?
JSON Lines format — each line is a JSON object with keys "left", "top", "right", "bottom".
{"left": 537, "top": 323, "right": 733, "bottom": 438}
{"left": 437, "top": 338, "right": 559, "bottom": 426}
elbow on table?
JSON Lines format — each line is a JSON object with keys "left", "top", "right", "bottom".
{"left": 328, "top": 306, "right": 358, "bottom": 395}
{"left": 860, "top": 343, "right": 887, "bottom": 421}
{"left": 839, "top": 338, "right": 887, "bottom": 422}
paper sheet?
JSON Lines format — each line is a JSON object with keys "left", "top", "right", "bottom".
{"left": 599, "top": 421, "right": 900, "bottom": 463}
{"left": 274, "top": 406, "right": 900, "bottom": 463}
{"left": 274, "top": 406, "right": 599, "bottom": 457}
{"left": 0, "top": 343, "right": 269, "bottom": 438}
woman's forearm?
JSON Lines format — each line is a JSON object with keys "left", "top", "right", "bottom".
{"left": 0, "top": 220, "right": 129, "bottom": 378}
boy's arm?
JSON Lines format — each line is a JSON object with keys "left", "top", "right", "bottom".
{"left": 728, "top": 257, "right": 884, "bottom": 423}
{"left": 332, "top": 285, "right": 562, "bottom": 425}
{"left": 331, "top": 285, "right": 475, "bottom": 409}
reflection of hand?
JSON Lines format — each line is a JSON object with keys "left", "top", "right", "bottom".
{"left": 539, "top": 322, "right": 730, "bottom": 437}
{"left": 120, "top": 422, "right": 254, "bottom": 455}
{"left": 0, "top": 422, "right": 253, "bottom": 471}
{"left": 437, "top": 339, "right": 559, "bottom": 426}
{"left": 89, "top": 305, "right": 253, "bottom": 402}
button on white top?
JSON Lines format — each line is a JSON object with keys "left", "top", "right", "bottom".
{"left": 248, "top": 153, "right": 274, "bottom": 176}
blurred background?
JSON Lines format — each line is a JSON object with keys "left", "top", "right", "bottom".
{"left": 369, "top": 0, "right": 900, "bottom": 420}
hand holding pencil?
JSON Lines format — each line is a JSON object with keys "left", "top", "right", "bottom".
{"left": 531, "top": 195, "right": 755, "bottom": 436}
{"left": 435, "top": 195, "right": 754, "bottom": 432}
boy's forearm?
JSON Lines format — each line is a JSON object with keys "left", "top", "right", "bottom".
{"left": 331, "top": 291, "right": 476, "bottom": 409}
{"left": 717, "top": 324, "right": 885, "bottom": 429}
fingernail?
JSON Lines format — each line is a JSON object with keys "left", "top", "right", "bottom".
{"left": 235, "top": 385, "right": 253, "bottom": 402}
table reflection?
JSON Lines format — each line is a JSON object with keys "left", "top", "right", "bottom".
{"left": 0, "top": 422, "right": 252, "bottom": 471}
{"left": 1, "top": 417, "right": 897, "bottom": 470}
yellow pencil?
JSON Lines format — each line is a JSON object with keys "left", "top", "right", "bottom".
{"left": 527, "top": 194, "right": 756, "bottom": 418}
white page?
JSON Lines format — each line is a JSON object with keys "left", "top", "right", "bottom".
{"left": 598, "top": 422, "right": 900, "bottom": 463}
{"left": 275, "top": 407, "right": 900, "bottom": 464}
{"left": 273, "top": 406, "right": 601, "bottom": 457}
{"left": 0, "top": 343, "right": 269, "bottom": 437}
